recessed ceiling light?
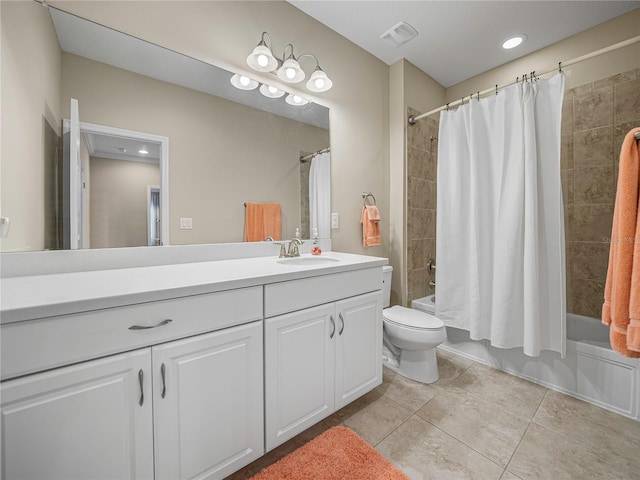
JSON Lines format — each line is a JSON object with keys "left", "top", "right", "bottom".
{"left": 502, "top": 34, "right": 527, "bottom": 50}
{"left": 138, "top": 149, "right": 149, "bottom": 155}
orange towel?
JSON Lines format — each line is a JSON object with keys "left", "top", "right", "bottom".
{"left": 602, "top": 127, "right": 640, "bottom": 357}
{"left": 361, "top": 205, "right": 381, "bottom": 247}
{"left": 244, "top": 202, "right": 281, "bottom": 242}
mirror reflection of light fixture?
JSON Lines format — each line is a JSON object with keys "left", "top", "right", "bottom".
{"left": 285, "top": 94, "right": 309, "bottom": 106}
{"left": 247, "top": 32, "right": 333, "bottom": 92}
{"left": 259, "top": 84, "right": 285, "bottom": 99}
{"left": 230, "top": 73, "right": 259, "bottom": 90}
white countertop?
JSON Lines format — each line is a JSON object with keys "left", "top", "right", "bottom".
{"left": 1, "top": 252, "right": 387, "bottom": 324}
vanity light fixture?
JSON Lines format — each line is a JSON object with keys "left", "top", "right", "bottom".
{"left": 247, "top": 32, "right": 333, "bottom": 93}
{"left": 502, "top": 34, "right": 527, "bottom": 50}
{"left": 230, "top": 73, "right": 259, "bottom": 90}
{"left": 285, "top": 94, "right": 309, "bottom": 106}
{"left": 259, "top": 84, "right": 285, "bottom": 99}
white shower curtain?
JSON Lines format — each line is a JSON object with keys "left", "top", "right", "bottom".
{"left": 309, "top": 152, "right": 331, "bottom": 239}
{"left": 435, "top": 73, "right": 566, "bottom": 357}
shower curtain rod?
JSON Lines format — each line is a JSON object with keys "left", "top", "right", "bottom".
{"left": 300, "top": 147, "right": 331, "bottom": 163}
{"left": 408, "top": 35, "right": 640, "bottom": 125}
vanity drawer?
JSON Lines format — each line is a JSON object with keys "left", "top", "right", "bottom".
{"left": 265, "top": 267, "right": 382, "bottom": 317}
{"left": 1, "top": 286, "right": 263, "bottom": 380}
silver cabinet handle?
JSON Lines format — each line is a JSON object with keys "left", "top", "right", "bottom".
{"left": 160, "top": 363, "right": 167, "bottom": 399}
{"left": 129, "top": 318, "right": 173, "bottom": 330}
{"left": 338, "top": 312, "right": 345, "bottom": 335}
{"left": 329, "top": 315, "right": 335, "bottom": 339}
{"left": 138, "top": 369, "right": 144, "bottom": 406}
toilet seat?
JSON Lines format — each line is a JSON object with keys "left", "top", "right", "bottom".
{"left": 383, "top": 305, "right": 444, "bottom": 330}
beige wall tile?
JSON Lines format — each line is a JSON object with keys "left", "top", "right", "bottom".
{"left": 573, "top": 204, "right": 614, "bottom": 242}
{"left": 615, "top": 78, "right": 640, "bottom": 124}
{"left": 573, "top": 86, "right": 613, "bottom": 132}
{"left": 571, "top": 278, "right": 606, "bottom": 318}
{"left": 569, "top": 241, "right": 610, "bottom": 282}
{"left": 573, "top": 126, "right": 613, "bottom": 168}
{"left": 573, "top": 165, "right": 615, "bottom": 205}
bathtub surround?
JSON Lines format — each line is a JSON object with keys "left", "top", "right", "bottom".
{"left": 406, "top": 107, "right": 438, "bottom": 303}
{"left": 602, "top": 127, "right": 640, "bottom": 357}
{"left": 436, "top": 74, "right": 566, "bottom": 357}
{"left": 564, "top": 68, "right": 640, "bottom": 319}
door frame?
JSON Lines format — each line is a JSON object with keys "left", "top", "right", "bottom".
{"left": 63, "top": 120, "right": 170, "bottom": 248}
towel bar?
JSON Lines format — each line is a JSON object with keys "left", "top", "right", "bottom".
{"left": 362, "top": 192, "right": 376, "bottom": 206}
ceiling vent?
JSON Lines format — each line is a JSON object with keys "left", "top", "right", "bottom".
{"left": 380, "top": 21, "right": 418, "bottom": 48}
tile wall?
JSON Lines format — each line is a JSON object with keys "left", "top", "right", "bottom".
{"left": 406, "top": 107, "right": 438, "bottom": 303}
{"left": 563, "top": 67, "right": 640, "bottom": 318}
{"left": 406, "top": 67, "right": 640, "bottom": 317}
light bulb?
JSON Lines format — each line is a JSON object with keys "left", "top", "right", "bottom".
{"left": 286, "top": 67, "right": 296, "bottom": 79}
{"left": 239, "top": 75, "right": 250, "bottom": 86}
{"left": 314, "top": 78, "right": 325, "bottom": 89}
{"left": 293, "top": 95, "right": 302, "bottom": 103}
{"left": 257, "top": 54, "right": 269, "bottom": 67}
{"left": 268, "top": 86, "right": 278, "bottom": 94}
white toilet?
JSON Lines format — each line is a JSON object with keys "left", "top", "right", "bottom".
{"left": 382, "top": 265, "right": 446, "bottom": 383}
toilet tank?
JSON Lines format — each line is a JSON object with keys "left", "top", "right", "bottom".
{"left": 382, "top": 265, "right": 393, "bottom": 308}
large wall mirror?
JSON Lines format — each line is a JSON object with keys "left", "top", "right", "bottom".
{"left": 1, "top": 2, "right": 330, "bottom": 252}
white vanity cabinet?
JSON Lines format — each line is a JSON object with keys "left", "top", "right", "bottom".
{"left": 153, "top": 321, "right": 263, "bottom": 480}
{"left": 1, "top": 349, "right": 154, "bottom": 480}
{"left": 1, "top": 251, "right": 388, "bottom": 479}
{"left": 264, "top": 268, "right": 383, "bottom": 450}
{"left": 1, "top": 287, "right": 264, "bottom": 480}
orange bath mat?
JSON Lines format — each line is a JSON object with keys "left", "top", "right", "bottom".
{"left": 250, "top": 426, "right": 409, "bottom": 480}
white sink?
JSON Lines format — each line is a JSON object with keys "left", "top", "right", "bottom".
{"left": 276, "top": 255, "right": 341, "bottom": 266}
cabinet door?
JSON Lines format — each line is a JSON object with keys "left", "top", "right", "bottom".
{"left": 265, "top": 304, "right": 335, "bottom": 451}
{"left": 335, "top": 291, "right": 383, "bottom": 410}
{"left": 1, "top": 350, "right": 153, "bottom": 480}
{"left": 153, "top": 321, "right": 263, "bottom": 480}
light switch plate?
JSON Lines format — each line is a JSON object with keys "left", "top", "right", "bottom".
{"left": 331, "top": 213, "right": 339, "bottom": 229}
{"left": 180, "top": 217, "right": 193, "bottom": 229}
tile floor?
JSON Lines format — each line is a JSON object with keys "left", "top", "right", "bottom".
{"left": 228, "top": 349, "right": 640, "bottom": 479}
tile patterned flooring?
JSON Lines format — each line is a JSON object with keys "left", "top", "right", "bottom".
{"left": 228, "top": 349, "right": 640, "bottom": 479}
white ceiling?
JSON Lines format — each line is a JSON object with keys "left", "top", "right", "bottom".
{"left": 84, "top": 132, "right": 160, "bottom": 165}
{"left": 289, "top": 0, "right": 640, "bottom": 87}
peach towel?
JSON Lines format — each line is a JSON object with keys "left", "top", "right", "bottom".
{"left": 244, "top": 202, "right": 281, "bottom": 242}
{"left": 602, "top": 127, "right": 640, "bottom": 357}
{"left": 361, "top": 205, "right": 381, "bottom": 247}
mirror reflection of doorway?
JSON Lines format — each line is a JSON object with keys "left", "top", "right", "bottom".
{"left": 148, "top": 186, "right": 161, "bottom": 246}
{"left": 62, "top": 99, "right": 169, "bottom": 249}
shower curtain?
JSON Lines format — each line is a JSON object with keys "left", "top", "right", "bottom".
{"left": 435, "top": 73, "right": 566, "bottom": 357}
{"left": 309, "top": 152, "right": 331, "bottom": 239}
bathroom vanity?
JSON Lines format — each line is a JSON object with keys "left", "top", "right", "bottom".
{"left": 0, "top": 251, "right": 386, "bottom": 480}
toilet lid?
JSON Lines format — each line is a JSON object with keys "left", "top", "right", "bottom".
{"left": 383, "top": 305, "right": 444, "bottom": 330}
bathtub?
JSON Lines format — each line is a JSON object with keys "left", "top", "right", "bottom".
{"left": 412, "top": 295, "right": 640, "bottom": 419}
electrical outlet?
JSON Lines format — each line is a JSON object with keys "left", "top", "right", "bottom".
{"left": 180, "top": 217, "right": 193, "bottom": 230}
{"left": 331, "top": 213, "right": 339, "bottom": 229}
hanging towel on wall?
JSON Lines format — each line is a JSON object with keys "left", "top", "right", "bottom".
{"left": 602, "top": 127, "right": 640, "bottom": 358}
{"left": 361, "top": 205, "right": 381, "bottom": 247}
{"left": 244, "top": 202, "right": 281, "bottom": 242}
